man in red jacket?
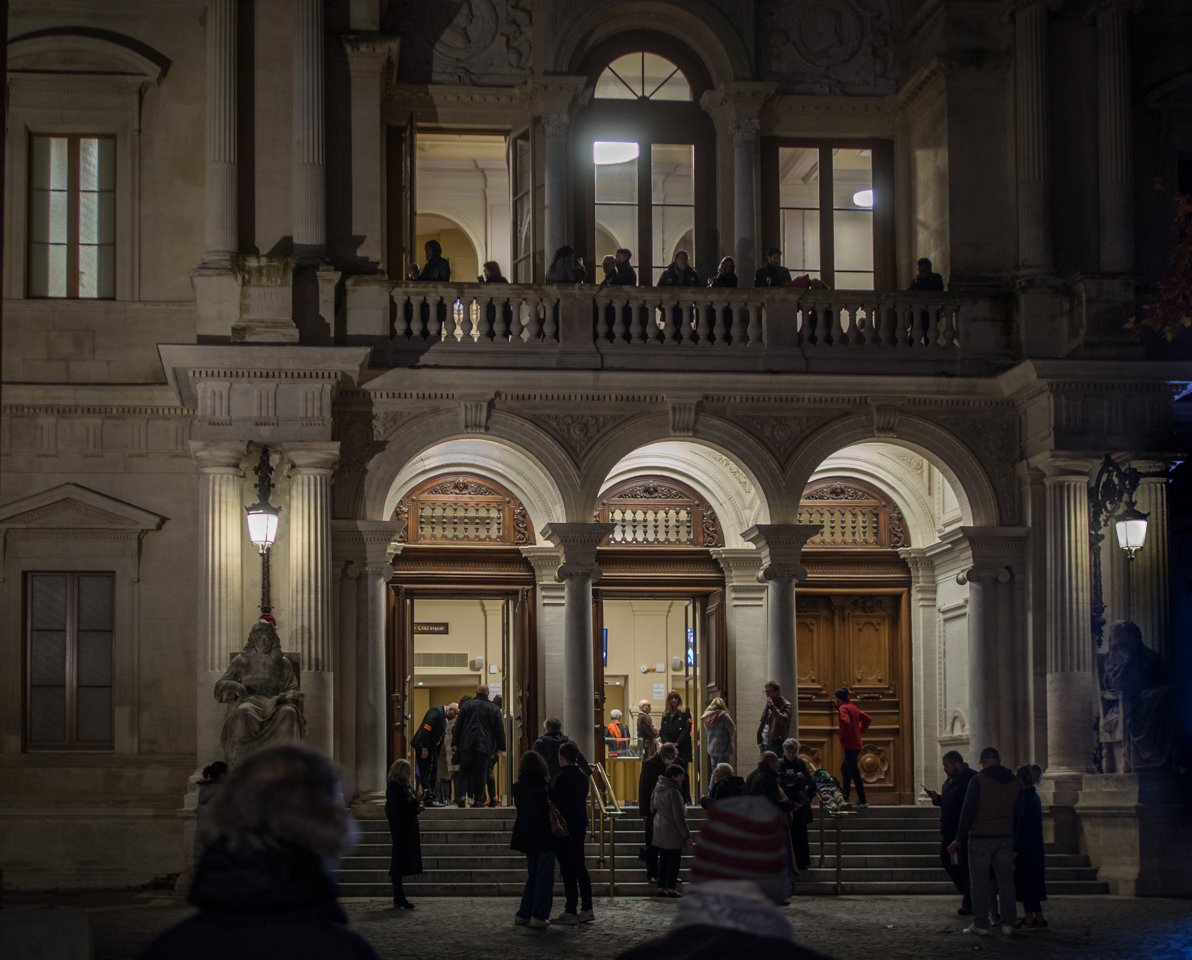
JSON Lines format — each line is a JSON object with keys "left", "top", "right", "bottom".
{"left": 833, "top": 687, "right": 871, "bottom": 807}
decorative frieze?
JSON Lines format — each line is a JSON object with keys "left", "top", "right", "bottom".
{"left": 528, "top": 412, "right": 629, "bottom": 459}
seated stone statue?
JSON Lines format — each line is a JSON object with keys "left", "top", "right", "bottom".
{"left": 1099, "top": 620, "right": 1178, "bottom": 773}
{"left": 215, "top": 616, "right": 306, "bottom": 766}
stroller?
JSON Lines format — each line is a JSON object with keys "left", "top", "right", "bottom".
{"left": 812, "top": 767, "right": 848, "bottom": 812}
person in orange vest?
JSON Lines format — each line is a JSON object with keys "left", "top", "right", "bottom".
{"left": 604, "top": 709, "right": 629, "bottom": 756}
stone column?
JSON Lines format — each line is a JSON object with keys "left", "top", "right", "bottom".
{"left": 357, "top": 557, "right": 392, "bottom": 797}
{"left": 543, "top": 524, "right": 614, "bottom": 763}
{"left": 1041, "top": 460, "right": 1096, "bottom": 787}
{"left": 1130, "top": 461, "right": 1171, "bottom": 661}
{"left": 900, "top": 548, "right": 938, "bottom": 799}
{"left": 742, "top": 524, "right": 821, "bottom": 722}
{"left": 204, "top": 0, "right": 238, "bottom": 265}
{"left": 286, "top": 442, "right": 339, "bottom": 753}
{"left": 1094, "top": 0, "right": 1141, "bottom": 273}
{"left": 712, "top": 548, "right": 767, "bottom": 765}
{"left": 293, "top": 0, "right": 326, "bottom": 258}
{"left": 1011, "top": 0, "right": 1061, "bottom": 273}
{"left": 541, "top": 114, "right": 569, "bottom": 267}
{"left": 190, "top": 441, "right": 246, "bottom": 768}
{"left": 731, "top": 119, "right": 761, "bottom": 275}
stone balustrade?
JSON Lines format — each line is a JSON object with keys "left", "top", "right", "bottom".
{"left": 379, "top": 283, "right": 1014, "bottom": 374}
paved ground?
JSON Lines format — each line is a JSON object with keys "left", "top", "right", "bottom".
{"left": 8, "top": 891, "right": 1191, "bottom": 959}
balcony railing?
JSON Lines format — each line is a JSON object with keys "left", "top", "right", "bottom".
{"left": 361, "top": 282, "right": 1015, "bottom": 374}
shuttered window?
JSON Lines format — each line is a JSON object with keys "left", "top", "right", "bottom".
{"left": 26, "top": 572, "right": 115, "bottom": 750}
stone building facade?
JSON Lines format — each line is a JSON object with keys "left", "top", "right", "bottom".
{"left": 1, "top": 0, "right": 1189, "bottom": 895}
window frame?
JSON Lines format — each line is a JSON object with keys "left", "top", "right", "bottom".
{"left": 761, "top": 137, "right": 896, "bottom": 291}
{"left": 27, "top": 133, "right": 117, "bottom": 300}
{"left": 24, "top": 571, "right": 116, "bottom": 751}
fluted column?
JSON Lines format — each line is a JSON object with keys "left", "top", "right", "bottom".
{"left": 1042, "top": 461, "right": 1095, "bottom": 782}
{"left": 1095, "top": 0, "right": 1140, "bottom": 273}
{"left": 542, "top": 114, "right": 569, "bottom": 268}
{"left": 191, "top": 441, "right": 246, "bottom": 767}
{"left": 731, "top": 119, "right": 760, "bottom": 279}
{"left": 1130, "top": 461, "right": 1171, "bottom": 661}
{"left": 543, "top": 523, "right": 614, "bottom": 763}
{"left": 743, "top": 524, "right": 822, "bottom": 728}
{"left": 293, "top": 0, "right": 326, "bottom": 258}
{"left": 1012, "top": 0, "right": 1061, "bottom": 273}
{"left": 204, "top": 0, "right": 238, "bottom": 265}
{"left": 287, "top": 442, "right": 339, "bottom": 752}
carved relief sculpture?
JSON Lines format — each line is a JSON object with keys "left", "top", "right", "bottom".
{"left": 386, "top": 0, "right": 533, "bottom": 85}
{"left": 1098, "top": 620, "right": 1183, "bottom": 773}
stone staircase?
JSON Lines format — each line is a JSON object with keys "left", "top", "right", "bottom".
{"left": 338, "top": 801, "right": 1108, "bottom": 898}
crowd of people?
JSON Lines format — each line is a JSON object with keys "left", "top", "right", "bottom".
{"left": 403, "top": 240, "right": 946, "bottom": 294}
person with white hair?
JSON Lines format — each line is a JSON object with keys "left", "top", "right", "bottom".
{"left": 637, "top": 699, "right": 659, "bottom": 759}
{"left": 605, "top": 709, "right": 629, "bottom": 756}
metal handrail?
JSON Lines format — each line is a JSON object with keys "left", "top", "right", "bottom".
{"left": 588, "top": 765, "right": 623, "bottom": 897}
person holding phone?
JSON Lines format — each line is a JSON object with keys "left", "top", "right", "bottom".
{"left": 929, "top": 750, "right": 977, "bottom": 915}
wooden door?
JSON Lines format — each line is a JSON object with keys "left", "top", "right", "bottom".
{"left": 388, "top": 585, "right": 414, "bottom": 768}
{"left": 702, "top": 589, "right": 727, "bottom": 709}
{"left": 796, "top": 591, "right": 911, "bottom": 803}
{"left": 592, "top": 589, "right": 606, "bottom": 764}
{"left": 513, "top": 586, "right": 537, "bottom": 758}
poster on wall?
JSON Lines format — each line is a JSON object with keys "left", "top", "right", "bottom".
{"left": 653, "top": 683, "right": 665, "bottom": 700}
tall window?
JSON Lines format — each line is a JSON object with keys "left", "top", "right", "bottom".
{"left": 652, "top": 144, "right": 694, "bottom": 277}
{"left": 29, "top": 135, "right": 115, "bottom": 299}
{"left": 594, "top": 141, "right": 639, "bottom": 264}
{"left": 595, "top": 52, "right": 690, "bottom": 101}
{"left": 26, "top": 572, "right": 115, "bottom": 750}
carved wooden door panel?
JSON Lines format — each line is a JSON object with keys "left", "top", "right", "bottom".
{"left": 592, "top": 589, "right": 606, "bottom": 765}
{"left": 797, "top": 592, "right": 909, "bottom": 804}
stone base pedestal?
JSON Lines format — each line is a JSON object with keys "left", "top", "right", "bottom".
{"left": 1075, "top": 772, "right": 1192, "bottom": 896}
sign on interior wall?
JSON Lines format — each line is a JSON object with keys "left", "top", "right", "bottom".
{"left": 414, "top": 622, "right": 449, "bottom": 634}
{"left": 653, "top": 683, "right": 665, "bottom": 700}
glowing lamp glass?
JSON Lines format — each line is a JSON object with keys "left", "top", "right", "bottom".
{"left": 1114, "top": 514, "right": 1147, "bottom": 557}
{"left": 593, "top": 141, "right": 640, "bottom": 165}
{"left": 852, "top": 189, "right": 874, "bottom": 208}
{"left": 246, "top": 509, "right": 279, "bottom": 550}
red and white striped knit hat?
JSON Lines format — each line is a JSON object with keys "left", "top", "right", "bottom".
{"left": 690, "top": 795, "right": 790, "bottom": 903}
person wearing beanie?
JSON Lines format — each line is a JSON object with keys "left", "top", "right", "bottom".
{"left": 689, "top": 795, "right": 791, "bottom": 905}
{"left": 832, "top": 687, "right": 871, "bottom": 808}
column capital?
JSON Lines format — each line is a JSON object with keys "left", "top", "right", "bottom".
{"left": 951, "top": 525, "right": 1028, "bottom": 581}
{"left": 699, "top": 81, "right": 778, "bottom": 131}
{"left": 286, "top": 441, "right": 340, "bottom": 473}
{"left": 340, "top": 33, "right": 401, "bottom": 65}
{"left": 898, "top": 546, "right": 937, "bottom": 586}
{"left": 541, "top": 523, "right": 614, "bottom": 582}
{"left": 1130, "top": 458, "right": 1174, "bottom": 479}
{"left": 519, "top": 76, "right": 588, "bottom": 122}
{"left": 742, "top": 523, "right": 821, "bottom": 583}
{"left": 189, "top": 439, "right": 247, "bottom": 473}
{"left": 1038, "top": 456, "right": 1097, "bottom": 481}
{"left": 540, "top": 112, "right": 570, "bottom": 139}
{"left": 710, "top": 547, "right": 765, "bottom": 587}
{"left": 331, "top": 519, "right": 403, "bottom": 564}
{"left": 520, "top": 545, "right": 564, "bottom": 584}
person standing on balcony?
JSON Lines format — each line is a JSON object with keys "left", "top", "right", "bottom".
{"left": 660, "top": 691, "right": 693, "bottom": 803}
{"left": 926, "top": 750, "right": 977, "bottom": 915}
{"left": 612, "top": 248, "right": 637, "bottom": 285}
{"left": 551, "top": 741, "right": 595, "bottom": 925}
{"left": 413, "top": 239, "right": 451, "bottom": 282}
{"left": 598, "top": 255, "right": 618, "bottom": 287}
{"left": 658, "top": 250, "right": 701, "bottom": 287}
{"left": 832, "top": 687, "right": 871, "bottom": 808}
{"left": 700, "top": 697, "right": 735, "bottom": 769}
{"left": 708, "top": 256, "right": 738, "bottom": 287}
{"left": 547, "top": 245, "right": 586, "bottom": 283}
{"left": 756, "top": 680, "right": 793, "bottom": 756}
{"left": 480, "top": 261, "right": 508, "bottom": 283}
{"left": 638, "top": 699, "right": 659, "bottom": 758}
{"left": 908, "top": 257, "right": 945, "bottom": 291}
{"left": 753, "top": 247, "right": 792, "bottom": 287}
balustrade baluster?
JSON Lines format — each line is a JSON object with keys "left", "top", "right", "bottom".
{"left": 597, "top": 294, "right": 612, "bottom": 342}
{"left": 611, "top": 298, "right": 627, "bottom": 343}
{"left": 712, "top": 301, "right": 727, "bottom": 345}
{"left": 830, "top": 301, "right": 845, "bottom": 345}
{"left": 694, "top": 299, "right": 711, "bottom": 346}
{"left": 747, "top": 302, "right": 762, "bottom": 346}
{"left": 659, "top": 297, "right": 677, "bottom": 345}
{"left": 542, "top": 297, "right": 557, "bottom": 341}
{"left": 629, "top": 298, "right": 647, "bottom": 344}
{"left": 508, "top": 296, "right": 522, "bottom": 342}
{"left": 843, "top": 304, "right": 859, "bottom": 346}
{"left": 679, "top": 299, "right": 695, "bottom": 345}
{"left": 925, "top": 302, "right": 941, "bottom": 348}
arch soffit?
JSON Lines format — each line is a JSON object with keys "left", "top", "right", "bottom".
{"left": 810, "top": 447, "right": 938, "bottom": 549}
{"left": 601, "top": 443, "right": 769, "bottom": 547}
{"left": 361, "top": 408, "right": 582, "bottom": 525}
{"left": 575, "top": 411, "right": 784, "bottom": 524}
{"left": 553, "top": 1, "right": 750, "bottom": 87}
{"left": 784, "top": 412, "right": 1000, "bottom": 528}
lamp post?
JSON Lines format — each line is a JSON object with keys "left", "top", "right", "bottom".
{"left": 245, "top": 446, "right": 280, "bottom": 615}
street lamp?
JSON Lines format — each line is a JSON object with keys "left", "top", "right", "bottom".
{"left": 1089, "top": 454, "right": 1149, "bottom": 647}
{"left": 245, "top": 445, "right": 280, "bottom": 615}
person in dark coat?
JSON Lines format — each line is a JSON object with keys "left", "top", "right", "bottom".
{"left": 1013, "top": 764, "right": 1048, "bottom": 929}
{"left": 480, "top": 261, "right": 508, "bottom": 282}
{"left": 415, "top": 239, "right": 451, "bottom": 282}
{"left": 778, "top": 740, "right": 813, "bottom": 871}
{"left": 510, "top": 750, "right": 555, "bottom": 928}
{"left": 660, "top": 691, "right": 693, "bottom": 803}
{"left": 532, "top": 717, "right": 591, "bottom": 780}
{"left": 551, "top": 741, "right": 594, "bottom": 924}
{"left": 385, "top": 758, "right": 423, "bottom": 909}
{"left": 451, "top": 684, "right": 505, "bottom": 808}
{"left": 547, "top": 245, "right": 586, "bottom": 283}
{"left": 193, "top": 760, "right": 227, "bottom": 867}
{"left": 700, "top": 762, "right": 746, "bottom": 808}
{"left": 612, "top": 248, "right": 637, "bottom": 285}
{"left": 139, "top": 745, "right": 379, "bottom": 960}
{"left": 745, "top": 753, "right": 787, "bottom": 807}
{"left": 658, "top": 250, "right": 700, "bottom": 287}
{"left": 410, "top": 703, "right": 457, "bottom": 806}
{"left": 708, "top": 256, "right": 738, "bottom": 288}
{"left": 926, "top": 750, "right": 978, "bottom": 914}
{"left": 908, "top": 257, "right": 945, "bottom": 291}
{"left": 639, "top": 742, "right": 679, "bottom": 883}
{"left": 754, "top": 247, "right": 792, "bottom": 287}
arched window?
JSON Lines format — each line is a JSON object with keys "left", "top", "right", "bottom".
{"left": 392, "top": 474, "right": 534, "bottom": 545}
{"left": 595, "top": 52, "right": 691, "bottom": 102}
{"left": 595, "top": 476, "right": 723, "bottom": 547}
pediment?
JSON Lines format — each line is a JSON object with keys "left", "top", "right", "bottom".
{"left": 8, "top": 31, "right": 171, "bottom": 85}
{"left": 0, "top": 483, "right": 167, "bottom": 532}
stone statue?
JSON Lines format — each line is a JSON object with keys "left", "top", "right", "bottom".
{"left": 215, "top": 617, "right": 306, "bottom": 766}
{"left": 1098, "top": 620, "right": 1178, "bottom": 773}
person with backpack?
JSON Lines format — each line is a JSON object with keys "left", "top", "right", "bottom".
{"left": 832, "top": 687, "right": 871, "bottom": 807}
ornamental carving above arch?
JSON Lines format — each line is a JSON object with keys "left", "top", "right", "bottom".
{"left": 390, "top": 473, "right": 535, "bottom": 545}
{"left": 594, "top": 475, "right": 723, "bottom": 547}
{"left": 800, "top": 476, "right": 908, "bottom": 549}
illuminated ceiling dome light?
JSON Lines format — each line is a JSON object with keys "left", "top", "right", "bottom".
{"left": 594, "top": 141, "right": 640, "bottom": 165}
{"left": 852, "top": 189, "right": 874, "bottom": 208}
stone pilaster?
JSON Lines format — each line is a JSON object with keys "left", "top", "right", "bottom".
{"left": 1011, "top": 0, "right": 1062, "bottom": 273}
{"left": 901, "top": 547, "right": 938, "bottom": 799}
{"left": 542, "top": 523, "right": 614, "bottom": 762}
{"left": 204, "top": 0, "right": 238, "bottom": 265}
{"left": 190, "top": 440, "right": 246, "bottom": 769}
{"left": 521, "top": 78, "right": 586, "bottom": 275}
{"left": 293, "top": 0, "right": 326, "bottom": 258}
{"left": 521, "top": 545, "right": 566, "bottom": 725}
{"left": 742, "top": 523, "right": 821, "bottom": 728}
{"left": 1093, "top": 0, "right": 1141, "bottom": 273}
{"left": 286, "top": 442, "right": 339, "bottom": 753}
{"left": 1130, "top": 460, "right": 1171, "bottom": 661}
{"left": 711, "top": 548, "right": 767, "bottom": 764}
